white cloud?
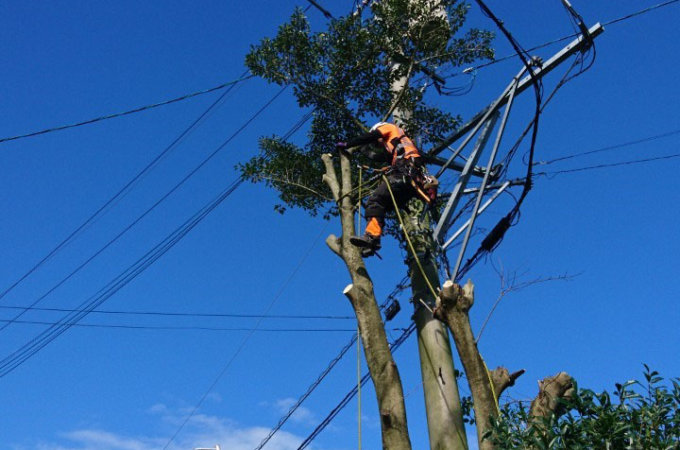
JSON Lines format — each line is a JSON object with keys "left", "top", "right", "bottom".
{"left": 273, "top": 398, "right": 317, "bottom": 425}
{"left": 18, "top": 406, "right": 307, "bottom": 450}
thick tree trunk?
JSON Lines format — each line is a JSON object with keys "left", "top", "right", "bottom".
{"left": 434, "top": 280, "right": 523, "bottom": 450}
{"left": 322, "top": 152, "right": 411, "bottom": 450}
{"left": 402, "top": 199, "right": 467, "bottom": 450}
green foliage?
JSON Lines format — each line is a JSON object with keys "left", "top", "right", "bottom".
{"left": 242, "top": 1, "right": 494, "bottom": 216}
{"left": 487, "top": 366, "right": 680, "bottom": 449}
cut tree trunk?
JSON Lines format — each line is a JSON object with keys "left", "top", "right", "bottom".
{"left": 322, "top": 152, "right": 411, "bottom": 450}
{"left": 434, "top": 279, "right": 524, "bottom": 450}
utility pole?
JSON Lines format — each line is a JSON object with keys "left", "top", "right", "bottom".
{"left": 389, "top": 2, "right": 468, "bottom": 448}
{"left": 392, "top": 4, "right": 604, "bottom": 447}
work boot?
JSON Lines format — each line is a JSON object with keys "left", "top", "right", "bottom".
{"left": 350, "top": 234, "right": 381, "bottom": 257}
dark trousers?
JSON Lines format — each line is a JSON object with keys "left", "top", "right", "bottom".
{"left": 364, "top": 175, "right": 416, "bottom": 220}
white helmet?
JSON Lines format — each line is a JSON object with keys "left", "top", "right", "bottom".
{"left": 370, "top": 122, "right": 388, "bottom": 132}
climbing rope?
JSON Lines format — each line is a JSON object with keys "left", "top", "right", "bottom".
{"left": 382, "top": 174, "right": 439, "bottom": 302}
{"left": 357, "top": 166, "right": 363, "bottom": 450}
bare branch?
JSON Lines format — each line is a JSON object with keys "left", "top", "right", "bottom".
{"left": 321, "top": 153, "right": 340, "bottom": 201}
{"left": 476, "top": 262, "right": 578, "bottom": 343}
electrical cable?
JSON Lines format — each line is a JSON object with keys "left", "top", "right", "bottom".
{"left": 0, "top": 84, "right": 289, "bottom": 334}
{"left": 535, "top": 152, "right": 680, "bottom": 177}
{"left": 306, "top": 0, "right": 334, "bottom": 19}
{"left": 0, "top": 85, "right": 307, "bottom": 374}
{"left": 0, "top": 319, "right": 366, "bottom": 333}
{"left": 253, "top": 335, "right": 358, "bottom": 450}
{"left": 161, "top": 221, "right": 328, "bottom": 449}
{"left": 0, "top": 74, "right": 254, "bottom": 145}
{"left": 0, "top": 304, "right": 354, "bottom": 320}
{"left": 535, "top": 128, "right": 680, "bottom": 166}
{"left": 0, "top": 69, "right": 251, "bottom": 304}
{"left": 454, "top": 0, "right": 678, "bottom": 75}
{"left": 0, "top": 176, "right": 245, "bottom": 377}
{"left": 298, "top": 322, "right": 417, "bottom": 450}
{"left": 254, "top": 277, "right": 410, "bottom": 449}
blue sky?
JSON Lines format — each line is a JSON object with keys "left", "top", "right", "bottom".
{"left": 1, "top": 1, "right": 679, "bottom": 449}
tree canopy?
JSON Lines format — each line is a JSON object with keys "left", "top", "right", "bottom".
{"left": 240, "top": 0, "right": 494, "bottom": 216}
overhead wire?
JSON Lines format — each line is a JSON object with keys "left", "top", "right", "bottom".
{"left": 536, "top": 152, "right": 680, "bottom": 177}
{"left": 535, "top": 128, "right": 680, "bottom": 166}
{"left": 0, "top": 304, "right": 353, "bottom": 320}
{"left": 450, "top": 0, "right": 678, "bottom": 75}
{"left": 0, "top": 104, "right": 309, "bottom": 372}
{"left": 255, "top": 277, "right": 410, "bottom": 449}
{"left": 0, "top": 83, "right": 305, "bottom": 373}
{"left": 0, "top": 69, "right": 252, "bottom": 304}
{"left": 0, "top": 74, "right": 254, "bottom": 145}
{"left": 0, "top": 84, "right": 289, "bottom": 334}
{"left": 0, "top": 175, "right": 245, "bottom": 377}
{"left": 0, "top": 319, "right": 366, "bottom": 333}
{"left": 162, "top": 215, "right": 327, "bottom": 449}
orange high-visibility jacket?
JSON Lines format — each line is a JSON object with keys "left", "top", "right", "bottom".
{"left": 346, "top": 123, "right": 421, "bottom": 166}
{"left": 373, "top": 123, "right": 421, "bottom": 166}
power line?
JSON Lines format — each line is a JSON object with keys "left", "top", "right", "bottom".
{"left": 254, "top": 278, "right": 410, "bottom": 450}
{"left": 305, "top": 0, "right": 334, "bottom": 19}
{"left": 0, "top": 318, "right": 361, "bottom": 332}
{"left": 298, "top": 322, "right": 417, "bottom": 450}
{"left": 0, "top": 69, "right": 250, "bottom": 304}
{"left": 162, "top": 213, "right": 327, "bottom": 449}
{"left": 0, "top": 74, "right": 253, "bottom": 145}
{"left": 470, "top": 0, "right": 679, "bottom": 72}
{"left": 536, "top": 128, "right": 680, "bottom": 165}
{"left": 604, "top": 0, "right": 679, "bottom": 26}
{"left": 0, "top": 102, "right": 312, "bottom": 377}
{"left": 254, "top": 335, "right": 358, "bottom": 450}
{"left": 0, "top": 84, "right": 288, "bottom": 334}
{"left": 0, "top": 176, "right": 245, "bottom": 378}
{"left": 0, "top": 304, "right": 353, "bottom": 320}
{"left": 536, "top": 152, "right": 680, "bottom": 177}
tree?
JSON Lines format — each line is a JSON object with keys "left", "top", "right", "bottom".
{"left": 241, "top": 1, "right": 499, "bottom": 448}
{"left": 487, "top": 366, "right": 680, "bottom": 449}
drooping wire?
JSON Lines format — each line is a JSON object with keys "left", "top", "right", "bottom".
{"left": 536, "top": 152, "right": 680, "bottom": 178}
{"left": 0, "top": 319, "right": 364, "bottom": 333}
{"left": 453, "top": 0, "right": 678, "bottom": 75}
{"left": 297, "top": 322, "right": 417, "bottom": 450}
{"left": 255, "top": 278, "right": 410, "bottom": 450}
{"left": 297, "top": 256, "right": 480, "bottom": 449}
{"left": 253, "top": 335, "right": 358, "bottom": 450}
{"left": 161, "top": 110, "right": 316, "bottom": 449}
{"left": 0, "top": 176, "right": 244, "bottom": 378}
{"left": 535, "top": 128, "right": 680, "bottom": 166}
{"left": 0, "top": 85, "right": 289, "bottom": 334}
{"left": 0, "top": 100, "right": 312, "bottom": 376}
{"left": 0, "top": 69, "right": 251, "bottom": 304}
{"left": 0, "top": 74, "right": 254, "bottom": 145}
{"left": 0, "top": 304, "right": 354, "bottom": 320}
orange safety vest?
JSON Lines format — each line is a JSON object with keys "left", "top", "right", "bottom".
{"left": 374, "top": 123, "right": 421, "bottom": 166}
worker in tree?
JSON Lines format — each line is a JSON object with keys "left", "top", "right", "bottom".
{"left": 336, "top": 121, "right": 436, "bottom": 257}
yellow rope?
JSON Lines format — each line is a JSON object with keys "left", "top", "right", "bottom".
{"left": 357, "top": 167, "right": 362, "bottom": 450}
{"left": 482, "top": 359, "right": 501, "bottom": 415}
{"left": 382, "top": 174, "right": 439, "bottom": 301}
{"left": 384, "top": 174, "right": 471, "bottom": 449}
